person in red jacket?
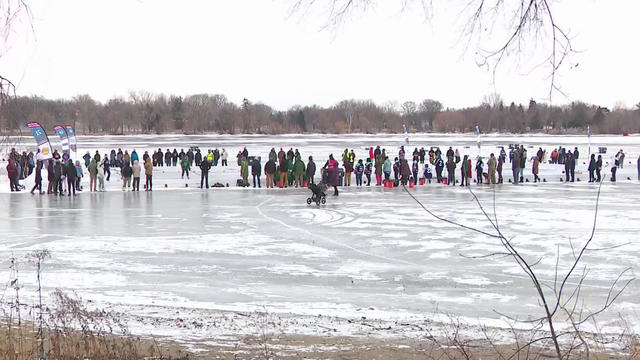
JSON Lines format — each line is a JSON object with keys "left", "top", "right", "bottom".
{"left": 323, "top": 154, "right": 339, "bottom": 196}
{"left": 7, "top": 158, "right": 19, "bottom": 191}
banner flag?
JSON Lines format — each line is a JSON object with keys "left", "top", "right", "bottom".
{"left": 54, "top": 125, "right": 69, "bottom": 154}
{"left": 26, "top": 122, "right": 53, "bottom": 160}
{"left": 64, "top": 125, "right": 77, "bottom": 153}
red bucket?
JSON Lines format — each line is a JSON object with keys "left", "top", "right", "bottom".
{"left": 303, "top": 181, "right": 308, "bottom": 187}
{"left": 277, "top": 181, "right": 282, "bottom": 188}
{"left": 419, "top": 178, "right": 425, "bottom": 185}
{"left": 443, "top": 178, "right": 448, "bottom": 185}
{"left": 409, "top": 182, "right": 415, "bottom": 189}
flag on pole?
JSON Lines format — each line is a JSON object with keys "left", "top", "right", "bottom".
{"left": 26, "top": 122, "right": 53, "bottom": 160}
{"left": 54, "top": 125, "right": 70, "bottom": 154}
{"left": 65, "top": 125, "right": 77, "bottom": 153}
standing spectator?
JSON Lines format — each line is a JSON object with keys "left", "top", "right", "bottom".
{"left": 324, "top": 154, "right": 339, "bottom": 196}
{"left": 88, "top": 159, "right": 98, "bottom": 192}
{"left": 200, "top": 158, "right": 211, "bottom": 189}
{"left": 181, "top": 155, "right": 191, "bottom": 179}
{"left": 565, "top": 151, "right": 575, "bottom": 182}
{"left": 264, "top": 157, "right": 276, "bottom": 188}
{"left": 131, "top": 149, "right": 139, "bottom": 164}
{"left": 121, "top": 161, "right": 132, "bottom": 190}
{"left": 354, "top": 159, "right": 364, "bottom": 186}
{"left": 66, "top": 159, "right": 77, "bottom": 196}
{"left": 488, "top": 154, "right": 497, "bottom": 185}
{"left": 83, "top": 151, "right": 91, "bottom": 167}
{"left": 102, "top": 156, "right": 111, "bottom": 181}
{"left": 240, "top": 157, "right": 249, "bottom": 186}
{"left": 144, "top": 158, "right": 153, "bottom": 191}
{"left": 55, "top": 159, "right": 64, "bottom": 195}
{"left": 532, "top": 156, "right": 540, "bottom": 183}
{"left": 596, "top": 155, "right": 602, "bottom": 182}
{"left": 460, "top": 155, "right": 470, "bottom": 186}
{"left": 75, "top": 161, "right": 84, "bottom": 191}
{"left": 374, "top": 154, "right": 383, "bottom": 186}
{"left": 497, "top": 154, "right": 504, "bottom": 184}
{"left": 411, "top": 159, "right": 419, "bottom": 185}
{"left": 221, "top": 148, "right": 228, "bottom": 166}
{"left": 306, "top": 156, "right": 316, "bottom": 185}
{"left": 588, "top": 154, "right": 596, "bottom": 183}
{"left": 97, "top": 161, "right": 105, "bottom": 192}
{"left": 293, "top": 156, "right": 305, "bottom": 188}
{"left": 213, "top": 148, "right": 220, "bottom": 166}
{"left": 252, "top": 157, "right": 262, "bottom": 188}
{"left": 164, "top": 149, "right": 171, "bottom": 167}
{"left": 279, "top": 156, "right": 289, "bottom": 188}
{"left": 435, "top": 155, "right": 444, "bottom": 183}
{"left": 446, "top": 156, "right": 456, "bottom": 186}
{"left": 364, "top": 158, "right": 373, "bottom": 186}
{"left": 399, "top": 158, "right": 411, "bottom": 186}
{"left": 7, "top": 158, "right": 19, "bottom": 192}
{"left": 172, "top": 149, "right": 178, "bottom": 166}
{"left": 195, "top": 149, "right": 202, "bottom": 167}
{"left": 423, "top": 164, "right": 433, "bottom": 183}
{"left": 31, "top": 160, "right": 43, "bottom": 194}
{"left": 132, "top": 160, "right": 141, "bottom": 191}
{"left": 383, "top": 156, "right": 392, "bottom": 181}
{"left": 512, "top": 149, "right": 521, "bottom": 184}
{"left": 476, "top": 157, "right": 484, "bottom": 184}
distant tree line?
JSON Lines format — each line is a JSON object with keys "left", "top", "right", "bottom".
{"left": 1, "top": 92, "right": 638, "bottom": 135}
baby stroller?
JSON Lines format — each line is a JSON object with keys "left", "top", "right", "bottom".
{"left": 307, "top": 182, "right": 327, "bottom": 206}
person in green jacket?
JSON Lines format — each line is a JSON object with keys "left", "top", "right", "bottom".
{"left": 240, "top": 157, "right": 249, "bottom": 185}
{"left": 181, "top": 156, "right": 191, "bottom": 179}
{"left": 88, "top": 159, "right": 98, "bottom": 192}
{"left": 293, "top": 156, "right": 306, "bottom": 188}
{"left": 287, "top": 158, "right": 295, "bottom": 186}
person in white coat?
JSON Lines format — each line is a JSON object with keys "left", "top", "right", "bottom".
{"left": 221, "top": 148, "right": 228, "bottom": 166}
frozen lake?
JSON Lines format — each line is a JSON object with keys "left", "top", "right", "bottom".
{"left": 0, "top": 133, "right": 639, "bottom": 342}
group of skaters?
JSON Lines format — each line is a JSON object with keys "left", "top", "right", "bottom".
{"left": 5, "top": 143, "right": 639, "bottom": 195}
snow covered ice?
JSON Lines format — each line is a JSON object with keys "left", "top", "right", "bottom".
{"left": 0, "top": 133, "right": 639, "bottom": 344}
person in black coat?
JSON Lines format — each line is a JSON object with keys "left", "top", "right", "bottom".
{"left": 564, "top": 151, "right": 575, "bottom": 182}
{"left": 306, "top": 156, "right": 316, "bottom": 185}
{"left": 194, "top": 149, "right": 202, "bottom": 167}
{"left": 65, "top": 160, "right": 77, "bottom": 196}
{"left": 200, "top": 159, "right": 211, "bottom": 189}
{"left": 54, "top": 160, "right": 64, "bottom": 195}
{"left": 435, "top": 156, "right": 444, "bottom": 183}
{"left": 31, "top": 160, "right": 43, "bottom": 194}
{"left": 172, "top": 149, "right": 179, "bottom": 166}
{"left": 251, "top": 157, "right": 261, "bottom": 188}
{"left": 164, "top": 149, "right": 172, "bottom": 167}
{"left": 47, "top": 160, "right": 54, "bottom": 194}
{"left": 588, "top": 154, "right": 596, "bottom": 182}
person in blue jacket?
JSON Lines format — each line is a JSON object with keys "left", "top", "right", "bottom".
{"left": 131, "top": 149, "right": 139, "bottom": 164}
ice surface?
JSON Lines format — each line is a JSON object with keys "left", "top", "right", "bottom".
{"left": 0, "top": 133, "right": 638, "bottom": 342}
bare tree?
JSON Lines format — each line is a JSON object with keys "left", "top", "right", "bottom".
{"left": 0, "top": 0, "right": 34, "bottom": 151}
{"left": 291, "top": 0, "right": 574, "bottom": 99}
{"left": 418, "top": 98, "right": 442, "bottom": 131}
{"left": 402, "top": 182, "right": 633, "bottom": 359}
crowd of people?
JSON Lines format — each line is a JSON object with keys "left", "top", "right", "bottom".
{"left": 4, "top": 144, "right": 638, "bottom": 195}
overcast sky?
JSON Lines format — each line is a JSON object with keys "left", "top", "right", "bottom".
{"left": 1, "top": 0, "right": 638, "bottom": 110}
